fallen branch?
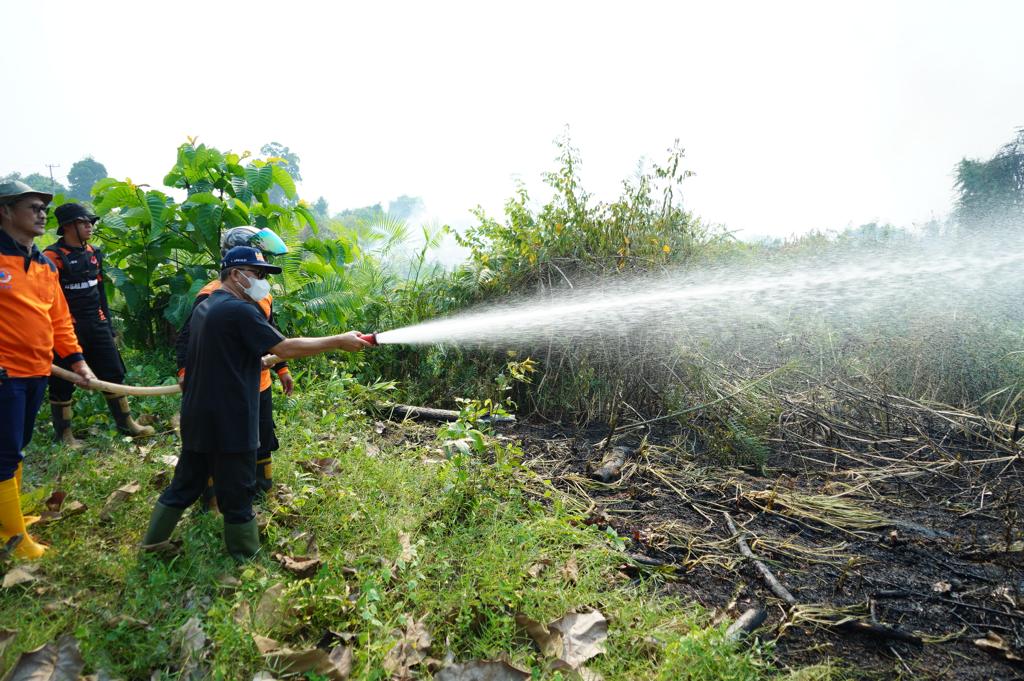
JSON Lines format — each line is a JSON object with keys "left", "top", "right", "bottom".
{"left": 723, "top": 512, "right": 797, "bottom": 607}
{"left": 385, "top": 404, "right": 515, "bottom": 424}
{"left": 724, "top": 513, "right": 922, "bottom": 646}
{"left": 726, "top": 607, "right": 768, "bottom": 642}
{"left": 591, "top": 446, "right": 630, "bottom": 483}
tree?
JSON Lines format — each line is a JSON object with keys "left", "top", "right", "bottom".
{"left": 260, "top": 142, "right": 301, "bottom": 206}
{"left": 388, "top": 195, "right": 425, "bottom": 221}
{"left": 1, "top": 171, "right": 68, "bottom": 196}
{"left": 954, "top": 129, "right": 1024, "bottom": 232}
{"left": 67, "top": 157, "right": 108, "bottom": 201}
{"left": 92, "top": 140, "right": 315, "bottom": 346}
{"left": 313, "top": 196, "right": 329, "bottom": 219}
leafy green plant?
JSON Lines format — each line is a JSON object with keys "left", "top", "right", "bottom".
{"left": 89, "top": 139, "right": 317, "bottom": 346}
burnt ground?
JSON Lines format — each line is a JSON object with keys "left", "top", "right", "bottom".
{"left": 494, "top": 391, "right": 1024, "bottom": 681}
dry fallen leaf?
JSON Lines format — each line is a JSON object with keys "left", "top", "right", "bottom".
{"left": 526, "top": 558, "right": 551, "bottom": 579}
{"left": 560, "top": 557, "right": 580, "bottom": 585}
{"left": 991, "top": 585, "right": 1020, "bottom": 609}
{"left": 37, "top": 499, "right": 87, "bottom": 526}
{"left": 262, "top": 643, "right": 350, "bottom": 679}
{"left": 44, "top": 490, "right": 66, "bottom": 512}
{"left": 397, "top": 532, "right": 416, "bottom": 564}
{"left": 383, "top": 616, "right": 432, "bottom": 678}
{"left": 3, "top": 634, "right": 85, "bottom": 680}
{"left": 974, "top": 631, "right": 1024, "bottom": 666}
{"left": 107, "top": 614, "right": 149, "bottom": 629}
{"left": 253, "top": 582, "right": 290, "bottom": 633}
{"left": 0, "top": 628, "right": 15, "bottom": 656}
{"left": 3, "top": 565, "right": 40, "bottom": 589}
{"left": 99, "top": 482, "right": 141, "bottom": 522}
{"left": 434, "top": 660, "right": 531, "bottom": 681}
{"left": 515, "top": 610, "right": 608, "bottom": 670}
{"left": 931, "top": 580, "right": 952, "bottom": 594}
{"left": 301, "top": 458, "right": 341, "bottom": 476}
{"left": 275, "top": 553, "right": 323, "bottom": 579}
{"left": 253, "top": 634, "right": 281, "bottom": 655}
{"left": 176, "top": 615, "right": 207, "bottom": 679}
{"left": 251, "top": 672, "right": 279, "bottom": 681}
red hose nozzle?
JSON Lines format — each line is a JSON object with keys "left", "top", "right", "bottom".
{"left": 358, "top": 332, "right": 378, "bottom": 346}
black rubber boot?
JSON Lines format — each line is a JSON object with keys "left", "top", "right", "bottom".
{"left": 141, "top": 502, "right": 185, "bottom": 547}
{"left": 254, "top": 456, "right": 273, "bottom": 499}
{"left": 198, "top": 477, "right": 218, "bottom": 514}
{"left": 223, "top": 519, "right": 260, "bottom": 562}
{"left": 50, "top": 400, "right": 83, "bottom": 449}
{"left": 105, "top": 394, "right": 155, "bottom": 437}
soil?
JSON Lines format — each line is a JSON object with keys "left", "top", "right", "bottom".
{"left": 498, "top": 406, "right": 1024, "bottom": 681}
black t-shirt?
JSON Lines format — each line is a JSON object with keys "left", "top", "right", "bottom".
{"left": 180, "top": 289, "right": 285, "bottom": 453}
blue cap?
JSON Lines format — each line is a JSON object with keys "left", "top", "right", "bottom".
{"left": 220, "top": 246, "right": 283, "bottom": 274}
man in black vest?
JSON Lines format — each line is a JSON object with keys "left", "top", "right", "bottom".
{"left": 45, "top": 203, "right": 154, "bottom": 446}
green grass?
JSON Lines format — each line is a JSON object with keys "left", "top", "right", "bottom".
{"left": 0, "top": 376, "right": 822, "bottom": 680}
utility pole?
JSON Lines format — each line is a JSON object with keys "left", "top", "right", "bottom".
{"left": 45, "top": 163, "right": 60, "bottom": 188}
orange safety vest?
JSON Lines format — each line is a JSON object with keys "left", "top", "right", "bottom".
{"left": 0, "top": 229, "right": 83, "bottom": 377}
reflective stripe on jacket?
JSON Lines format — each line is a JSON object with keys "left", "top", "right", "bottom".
{"left": 43, "top": 241, "right": 111, "bottom": 325}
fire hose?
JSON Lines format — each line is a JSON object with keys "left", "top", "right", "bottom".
{"left": 48, "top": 334, "right": 378, "bottom": 397}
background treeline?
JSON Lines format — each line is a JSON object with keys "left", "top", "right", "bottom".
{"left": 8, "top": 129, "right": 1024, "bottom": 430}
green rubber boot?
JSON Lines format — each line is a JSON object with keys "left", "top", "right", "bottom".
{"left": 141, "top": 502, "right": 184, "bottom": 547}
{"left": 223, "top": 519, "right": 260, "bottom": 562}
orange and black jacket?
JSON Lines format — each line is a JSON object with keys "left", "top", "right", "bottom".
{"left": 175, "top": 279, "right": 288, "bottom": 392}
{"left": 43, "top": 240, "right": 113, "bottom": 329}
{"left": 0, "top": 229, "right": 84, "bottom": 378}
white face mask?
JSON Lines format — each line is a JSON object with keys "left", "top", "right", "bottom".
{"left": 239, "top": 271, "right": 271, "bottom": 302}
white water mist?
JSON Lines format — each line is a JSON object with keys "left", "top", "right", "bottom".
{"left": 377, "top": 234, "right": 1024, "bottom": 355}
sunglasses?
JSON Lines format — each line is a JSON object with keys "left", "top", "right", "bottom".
{"left": 238, "top": 268, "right": 269, "bottom": 280}
{"left": 22, "top": 202, "right": 49, "bottom": 215}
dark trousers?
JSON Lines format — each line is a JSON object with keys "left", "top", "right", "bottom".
{"left": 158, "top": 449, "right": 257, "bottom": 524}
{"left": 258, "top": 387, "right": 278, "bottom": 457}
{"left": 49, "top": 321, "right": 125, "bottom": 402}
{"left": 0, "top": 376, "right": 47, "bottom": 480}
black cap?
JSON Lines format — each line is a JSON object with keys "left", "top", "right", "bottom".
{"left": 55, "top": 203, "right": 99, "bottom": 235}
{"left": 220, "top": 246, "right": 283, "bottom": 274}
{"left": 55, "top": 203, "right": 99, "bottom": 226}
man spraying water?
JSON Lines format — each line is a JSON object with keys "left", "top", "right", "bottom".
{"left": 142, "top": 246, "right": 372, "bottom": 560}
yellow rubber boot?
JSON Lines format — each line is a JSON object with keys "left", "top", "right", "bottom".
{"left": 14, "top": 464, "right": 39, "bottom": 527}
{"left": 0, "top": 477, "right": 47, "bottom": 559}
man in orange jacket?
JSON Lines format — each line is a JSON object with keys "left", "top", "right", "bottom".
{"left": 0, "top": 181, "right": 95, "bottom": 559}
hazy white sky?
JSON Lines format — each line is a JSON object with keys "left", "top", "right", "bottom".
{"left": 4, "top": 1, "right": 1023, "bottom": 239}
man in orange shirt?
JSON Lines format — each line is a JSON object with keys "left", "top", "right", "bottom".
{"left": 0, "top": 181, "right": 95, "bottom": 559}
